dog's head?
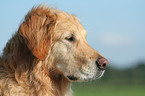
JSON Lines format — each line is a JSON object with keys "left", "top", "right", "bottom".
{"left": 19, "top": 6, "right": 108, "bottom": 82}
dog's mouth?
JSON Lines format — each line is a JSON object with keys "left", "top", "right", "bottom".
{"left": 67, "top": 76, "right": 78, "bottom": 81}
{"left": 65, "top": 67, "right": 106, "bottom": 82}
{"left": 66, "top": 69, "right": 105, "bottom": 82}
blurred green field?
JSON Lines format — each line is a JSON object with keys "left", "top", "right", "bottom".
{"left": 73, "top": 85, "right": 145, "bottom": 96}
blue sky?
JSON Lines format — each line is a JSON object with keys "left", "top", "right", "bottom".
{"left": 0, "top": 0, "right": 145, "bottom": 69}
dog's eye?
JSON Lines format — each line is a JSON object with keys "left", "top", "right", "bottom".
{"left": 65, "top": 36, "right": 75, "bottom": 42}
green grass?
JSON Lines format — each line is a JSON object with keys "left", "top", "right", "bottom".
{"left": 72, "top": 85, "right": 145, "bottom": 96}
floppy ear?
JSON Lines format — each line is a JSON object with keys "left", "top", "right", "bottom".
{"left": 18, "top": 9, "right": 56, "bottom": 60}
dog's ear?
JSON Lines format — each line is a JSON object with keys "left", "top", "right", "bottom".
{"left": 18, "top": 8, "right": 56, "bottom": 60}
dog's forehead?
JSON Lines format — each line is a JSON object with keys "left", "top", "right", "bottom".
{"left": 54, "top": 11, "right": 87, "bottom": 37}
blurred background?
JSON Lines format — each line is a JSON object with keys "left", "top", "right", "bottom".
{"left": 0, "top": 0, "right": 145, "bottom": 96}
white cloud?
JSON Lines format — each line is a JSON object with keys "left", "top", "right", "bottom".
{"left": 99, "top": 32, "right": 134, "bottom": 47}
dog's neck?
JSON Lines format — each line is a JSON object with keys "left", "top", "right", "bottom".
{"left": 2, "top": 33, "right": 34, "bottom": 70}
{"left": 31, "top": 63, "right": 72, "bottom": 96}
{"left": 1, "top": 33, "right": 72, "bottom": 96}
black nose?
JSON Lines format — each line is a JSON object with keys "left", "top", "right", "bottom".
{"left": 96, "top": 58, "right": 109, "bottom": 70}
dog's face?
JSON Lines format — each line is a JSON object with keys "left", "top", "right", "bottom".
{"left": 19, "top": 7, "right": 108, "bottom": 82}
{"left": 50, "top": 12, "right": 108, "bottom": 81}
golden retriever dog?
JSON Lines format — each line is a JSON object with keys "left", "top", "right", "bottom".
{"left": 0, "top": 5, "right": 109, "bottom": 96}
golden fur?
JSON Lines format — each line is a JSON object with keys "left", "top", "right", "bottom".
{"left": 0, "top": 6, "right": 107, "bottom": 96}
